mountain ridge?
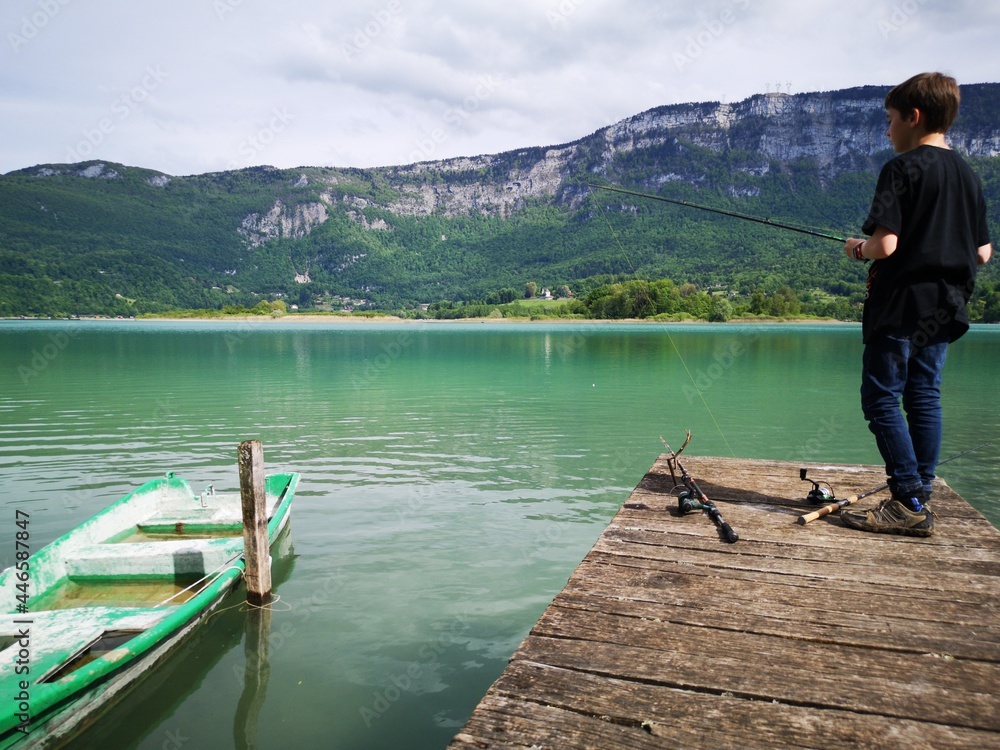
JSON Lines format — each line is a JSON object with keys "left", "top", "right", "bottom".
{"left": 2, "top": 84, "right": 998, "bottom": 317}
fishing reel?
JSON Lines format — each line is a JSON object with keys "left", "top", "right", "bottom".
{"left": 799, "top": 468, "right": 835, "bottom": 504}
{"left": 676, "top": 488, "right": 740, "bottom": 544}
{"left": 677, "top": 490, "right": 710, "bottom": 515}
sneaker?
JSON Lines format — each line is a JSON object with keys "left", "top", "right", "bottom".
{"left": 840, "top": 498, "right": 935, "bottom": 537}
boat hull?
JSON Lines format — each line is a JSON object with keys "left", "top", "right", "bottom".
{"left": 0, "top": 471, "right": 299, "bottom": 748}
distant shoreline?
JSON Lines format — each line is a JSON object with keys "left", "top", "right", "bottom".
{"left": 3, "top": 314, "right": 856, "bottom": 325}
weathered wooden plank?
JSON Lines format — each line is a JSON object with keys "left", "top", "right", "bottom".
{"left": 483, "top": 660, "right": 998, "bottom": 750}
{"left": 577, "top": 550, "right": 998, "bottom": 605}
{"left": 515, "top": 634, "right": 1000, "bottom": 732}
{"left": 604, "top": 518, "right": 1000, "bottom": 575}
{"left": 564, "top": 556, "right": 1000, "bottom": 629}
{"left": 584, "top": 556, "right": 999, "bottom": 631}
{"left": 449, "top": 456, "right": 1000, "bottom": 749}
{"left": 597, "top": 513, "right": 1000, "bottom": 580}
{"left": 548, "top": 588, "right": 1000, "bottom": 662}
{"left": 591, "top": 536, "right": 1000, "bottom": 601}
{"left": 605, "top": 537, "right": 1000, "bottom": 584}
{"left": 450, "top": 697, "right": 669, "bottom": 750}
{"left": 529, "top": 605, "right": 1000, "bottom": 695}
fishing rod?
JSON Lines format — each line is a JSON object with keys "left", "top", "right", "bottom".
{"left": 589, "top": 183, "right": 847, "bottom": 243}
{"left": 796, "top": 482, "right": 887, "bottom": 526}
{"left": 661, "top": 432, "right": 739, "bottom": 543}
{"left": 796, "top": 442, "right": 992, "bottom": 525}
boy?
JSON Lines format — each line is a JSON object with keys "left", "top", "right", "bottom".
{"left": 841, "top": 72, "right": 992, "bottom": 536}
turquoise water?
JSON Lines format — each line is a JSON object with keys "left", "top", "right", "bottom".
{"left": 1, "top": 320, "right": 998, "bottom": 749}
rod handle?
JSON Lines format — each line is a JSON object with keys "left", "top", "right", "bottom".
{"left": 706, "top": 506, "right": 739, "bottom": 543}
{"left": 797, "top": 494, "right": 859, "bottom": 525}
{"left": 720, "top": 522, "right": 739, "bottom": 544}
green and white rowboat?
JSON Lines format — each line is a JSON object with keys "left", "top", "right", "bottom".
{"left": 0, "top": 470, "right": 299, "bottom": 748}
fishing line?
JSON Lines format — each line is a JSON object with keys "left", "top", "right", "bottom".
{"left": 594, "top": 200, "right": 737, "bottom": 457}
{"left": 589, "top": 183, "right": 847, "bottom": 243}
{"left": 590, "top": 179, "right": 851, "bottom": 457}
{"left": 596, "top": 200, "right": 636, "bottom": 272}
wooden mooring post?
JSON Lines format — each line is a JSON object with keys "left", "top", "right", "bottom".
{"left": 237, "top": 439, "right": 271, "bottom": 605}
{"left": 450, "top": 454, "right": 1000, "bottom": 749}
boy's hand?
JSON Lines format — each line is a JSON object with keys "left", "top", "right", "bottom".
{"left": 845, "top": 238, "right": 864, "bottom": 260}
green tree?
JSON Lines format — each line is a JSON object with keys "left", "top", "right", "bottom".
{"left": 708, "top": 297, "right": 733, "bottom": 322}
{"left": 981, "top": 285, "right": 1000, "bottom": 322}
{"left": 769, "top": 286, "right": 800, "bottom": 317}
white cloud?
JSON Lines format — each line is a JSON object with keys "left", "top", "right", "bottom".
{"left": 1, "top": 0, "right": 996, "bottom": 176}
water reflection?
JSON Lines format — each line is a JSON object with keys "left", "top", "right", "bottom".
{"left": 70, "top": 529, "right": 297, "bottom": 749}
{"left": 233, "top": 605, "right": 271, "bottom": 750}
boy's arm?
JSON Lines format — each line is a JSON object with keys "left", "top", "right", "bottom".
{"left": 844, "top": 226, "right": 898, "bottom": 261}
{"left": 978, "top": 243, "right": 993, "bottom": 265}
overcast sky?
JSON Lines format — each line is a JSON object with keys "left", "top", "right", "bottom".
{"left": 2, "top": 0, "right": 997, "bottom": 176}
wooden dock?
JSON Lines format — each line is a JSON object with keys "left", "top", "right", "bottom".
{"left": 449, "top": 455, "right": 1000, "bottom": 749}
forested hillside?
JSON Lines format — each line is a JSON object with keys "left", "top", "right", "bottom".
{"left": 2, "top": 84, "right": 998, "bottom": 319}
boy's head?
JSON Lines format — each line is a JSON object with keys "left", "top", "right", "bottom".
{"left": 884, "top": 72, "right": 960, "bottom": 134}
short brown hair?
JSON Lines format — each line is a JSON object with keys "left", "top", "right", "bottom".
{"left": 885, "top": 72, "right": 960, "bottom": 133}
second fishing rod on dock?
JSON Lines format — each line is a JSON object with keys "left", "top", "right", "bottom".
{"left": 661, "top": 432, "right": 739, "bottom": 543}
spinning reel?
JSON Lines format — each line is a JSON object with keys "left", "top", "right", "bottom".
{"left": 677, "top": 490, "right": 711, "bottom": 516}
{"left": 799, "top": 468, "right": 835, "bottom": 504}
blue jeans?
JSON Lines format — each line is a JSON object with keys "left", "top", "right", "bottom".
{"left": 860, "top": 330, "right": 949, "bottom": 498}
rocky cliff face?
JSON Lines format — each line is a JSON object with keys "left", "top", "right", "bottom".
{"left": 238, "top": 198, "right": 329, "bottom": 247}
{"left": 296, "top": 84, "right": 998, "bottom": 230}
{"left": 213, "top": 84, "right": 1000, "bottom": 248}
{"left": 601, "top": 87, "right": 999, "bottom": 169}
{"left": 382, "top": 145, "right": 576, "bottom": 219}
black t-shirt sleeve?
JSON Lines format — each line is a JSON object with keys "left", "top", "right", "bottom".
{"left": 976, "top": 189, "right": 991, "bottom": 247}
{"left": 862, "top": 159, "right": 905, "bottom": 237}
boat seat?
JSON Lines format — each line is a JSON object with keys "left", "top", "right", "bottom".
{"left": 63, "top": 538, "right": 244, "bottom": 580}
{"left": 138, "top": 512, "right": 244, "bottom": 531}
{"left": 138, "top": 493, "right": 278, "bottom": 530}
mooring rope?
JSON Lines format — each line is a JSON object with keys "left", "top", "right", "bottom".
{"left": 155, "top": 551, "right": 245, "bottom": 607}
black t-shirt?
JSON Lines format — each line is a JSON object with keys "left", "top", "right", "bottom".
{"left": 861, "top": 145, "right": 991, "bottom": 343}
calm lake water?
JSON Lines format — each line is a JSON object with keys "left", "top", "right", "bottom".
{"left": 2, "top": 320, "right": 998, "bottom": 749}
